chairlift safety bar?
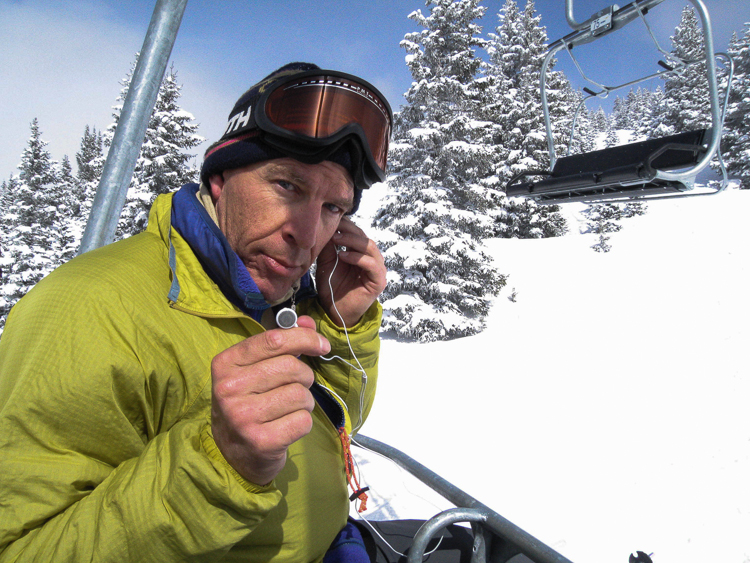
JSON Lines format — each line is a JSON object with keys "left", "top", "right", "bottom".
{"left": 355, "top": 435, "right": 575, "bottom": 563}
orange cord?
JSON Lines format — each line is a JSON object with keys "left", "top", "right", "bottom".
{"left": 339, "top": 427, "right": 368, "bottom": 513}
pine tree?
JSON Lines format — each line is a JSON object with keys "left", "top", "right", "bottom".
{"left": 547, "top": 66, "right": 595, "bottom": 158}
{"left": 483, "top": 0, "right": 550, "bottom": 177}
{"left": 483, "top": 0, "right": 568, "bottom": 238}
{"left": 0, "top": 175, "right": 17, "bottom": 331}
{"left": 604, "top": 125, "right": 619, "bottom": 148}
{"left": 73, "top": 125, "right": 105, "bottom": 248}
{"left": 55, "top": 155, "right": 79, "bottom": 263}
{"left": 583, "top": 203, "right": 620, "bottom": 252}
{"left": 583, "top": 200, "right": 647, "bottom": 253}
{"left": 76, "top": 125, "right": 104, "bottom": 185}
{"left": 105, "top": 58, "right": 203, "bottom": 239}
{"left": 633, "top": 86, "right": 663, "bottom": 141}
{"left": 0, "top": 120, "right": 64, "bottom": 328}
{"left": 0, "top": 176, "right": 17, "bottom": 220}
{"left": 374, "top": 0, "right": 506, "bottom": 342}
{"left": 612, "top": 96, "right": 628, "bottom": 129}
{"left": 650, "top": 7, "right": 710, "bottom": 138}
{"left": 592, "top": 107, "right": 609, "bottom": 136}
{"left": 722, "top": 25, "right": 750, "bottom": 189}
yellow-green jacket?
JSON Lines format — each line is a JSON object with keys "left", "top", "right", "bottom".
{"left": 0, "top": 191, "right": 381, "bottom": 562}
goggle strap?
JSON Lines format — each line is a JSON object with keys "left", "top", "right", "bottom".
{"left": 204, "top": 131, "right": 262, "bottom": 160}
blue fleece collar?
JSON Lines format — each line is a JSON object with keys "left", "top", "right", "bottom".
{"left": 170, "top": 183, "right": 315, "bottom": 320}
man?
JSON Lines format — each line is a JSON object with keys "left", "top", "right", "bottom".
{"left": 0, "top": 62, "right": 390, "bottom": 562}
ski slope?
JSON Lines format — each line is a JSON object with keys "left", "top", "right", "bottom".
{"left": 352, "top": 185, "right": 750, "bottom": 563}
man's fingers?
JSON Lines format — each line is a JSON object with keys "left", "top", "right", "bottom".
{"left": 254, "top": 409, "right": 315, "bottom": 453}
{"left": 224, "top": 379, "right": 316, "bottom": 427}
{"left": 213, "top": 354, "right": 315, "bottom": 397}
{"left": 295, "top": 315, "right": 316, "bottom": 330}
{"left": 215, "top": 325, "right": 330, "bottom": 371}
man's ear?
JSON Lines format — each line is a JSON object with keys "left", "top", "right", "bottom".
{"left": 207, "top": 173, "right": 225, "bottom": 204}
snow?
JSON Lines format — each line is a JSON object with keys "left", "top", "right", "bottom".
{"left": 352, "top": 185, "right": 750, "bottom": 563}
{"left": 409, "top": 127, "right": 439, "bottom": 139}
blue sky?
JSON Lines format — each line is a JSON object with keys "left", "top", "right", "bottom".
{"left": 1, "top": 0, "right": 747, "bottom": 179}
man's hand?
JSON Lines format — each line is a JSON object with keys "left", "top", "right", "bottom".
{"left": 210, "top": 316, "right": 330, "bottom": 486}
{"left": 316, "top": 217, "right": 386, "bottom": 328}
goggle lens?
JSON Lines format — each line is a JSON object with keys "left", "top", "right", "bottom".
{"left": 264, "top": 75, "right": 391, "bottom": 172}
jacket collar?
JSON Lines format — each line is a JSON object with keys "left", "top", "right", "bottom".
{"left": 169, "top": 183, "right": 316, "bottom": 320}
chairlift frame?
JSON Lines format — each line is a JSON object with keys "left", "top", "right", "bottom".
{"left": 506, "top": 0, "right": 734, "bottom": 205}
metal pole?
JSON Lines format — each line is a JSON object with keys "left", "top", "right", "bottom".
{"left": 78, "top": 0, "right": 189, "bottom": 255}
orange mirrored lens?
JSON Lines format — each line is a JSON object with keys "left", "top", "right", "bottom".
{"left": 265, "top": 76, "right": 390, "bottom": 171}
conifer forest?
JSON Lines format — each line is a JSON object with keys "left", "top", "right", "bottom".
{"left": 2, "top": 0, "right": 749, "bottom": 340}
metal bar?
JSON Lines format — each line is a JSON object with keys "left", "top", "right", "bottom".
{"left": 565, "top": 0, "right": 668, "bottom": 33}
{"left": 354, "top": 435, "right": 575, "bottom": 563}
{"left": 408, "top": 508, "right": 487, "bottom": 563}
{"left": 78, "top": 0, "right": 189, "bottom": 255}
{"left": 565, "top": 0, "right": 589, "bottom": 31}
{"left": 471, "top": 520, "right": 490, "bottom": 563}
{"left": 540, "top": 47, "right": 560, "bottom": 168}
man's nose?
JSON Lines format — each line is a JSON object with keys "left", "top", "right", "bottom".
{"left": 284, "top": 205, "right": 320, "bottom": 249}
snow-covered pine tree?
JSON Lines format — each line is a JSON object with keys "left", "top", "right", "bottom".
{"left": 0, "top": 176, "right": 17, "bottom": 220}
{"left": 105, "top": 58, "right": 203, "bottom": 239}
{"left": 53, "top": 155, "right": 80, "bottom": 264}
{"left": 545, "top": 63, "right": 595, "bottom": 158}
{"left": 650, "top": 6, "right": 710, "bottom": 138}
{"left": 722, "top": 24, "right": 750, "bottom": 189}
{"left": 0, "top": 176, "right": 19, "bottom": 317}
{"left": 482, "top": 0, "right": 568, "bottom": 239}
{"left": 622, "top": 88, "right": 650, "bottom": 142}
{"left": 72, "top": 125, "right": 105, "bottom": 249}
{"left": 604, "top": 125, "right": 619, "bottom": 148}
{"left": 583, "top": 199, "right": 647, "bottom": 253}
{"left": 612, "top": 96, "right": 629, "bottom": 130}
{"left": 77, "top": 125, "right": 104, "bottom": 186}
{"left": 611, "top": 90, "right": 636, "bottom": 141}
{"left": 633, "top": 86, "right": 663, "bottom": 141}
{"left": 623, "top": 88, "right": 641, "bottom": 131}
{"left": 0, "top": 119, "right": 66, "bottom": 329}
{"left": 583, "top": 203, "right": 621, "bottom": 252}
{"left": 592, "top": 107, "right": 609, "bottom": 136}
{"left": 373, "top": 0, "right": 506, "bottom": 342}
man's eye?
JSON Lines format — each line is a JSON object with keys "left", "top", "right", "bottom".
{"left": 324, "top": 203, "right": 345, "bottom": 214}
{"left": 278, "top": 180, "right": 296, "bottom": 191}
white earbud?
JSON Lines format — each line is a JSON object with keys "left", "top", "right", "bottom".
{"left": 276, "top": 307, "right": 298, "bottom": 329}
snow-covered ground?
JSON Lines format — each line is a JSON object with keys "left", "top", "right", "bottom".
{"left": 351, "top": 185, "right": 750, "bottom": 563}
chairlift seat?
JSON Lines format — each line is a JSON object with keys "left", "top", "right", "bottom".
{"left": 506, "top": 129, "right": 708, "bottom": 204}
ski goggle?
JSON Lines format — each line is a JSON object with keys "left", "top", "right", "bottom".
{"left": 224, "top": 70, "right": 393, "bottom": 189}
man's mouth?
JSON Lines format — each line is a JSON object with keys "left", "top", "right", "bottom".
{"left": 263, "top": 254, "right": 303, "bottom": 277}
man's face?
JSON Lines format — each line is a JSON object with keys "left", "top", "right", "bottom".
{"left": 209, "top": 158, "right": 354, "bottom": 303}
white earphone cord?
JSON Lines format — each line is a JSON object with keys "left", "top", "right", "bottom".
{"left": 319, "top": 249, "right": 368, "bottom": 432}
{"left": 321, "top": 251, "right": 446, "bottom": 558}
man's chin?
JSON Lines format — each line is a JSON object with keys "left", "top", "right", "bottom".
{"left": 258, "top": 281, "right": 296, "bottom": 305}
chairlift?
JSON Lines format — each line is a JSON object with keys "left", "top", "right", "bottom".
{"left": 506, "top": 0, "right": 734, "bottom": 205}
